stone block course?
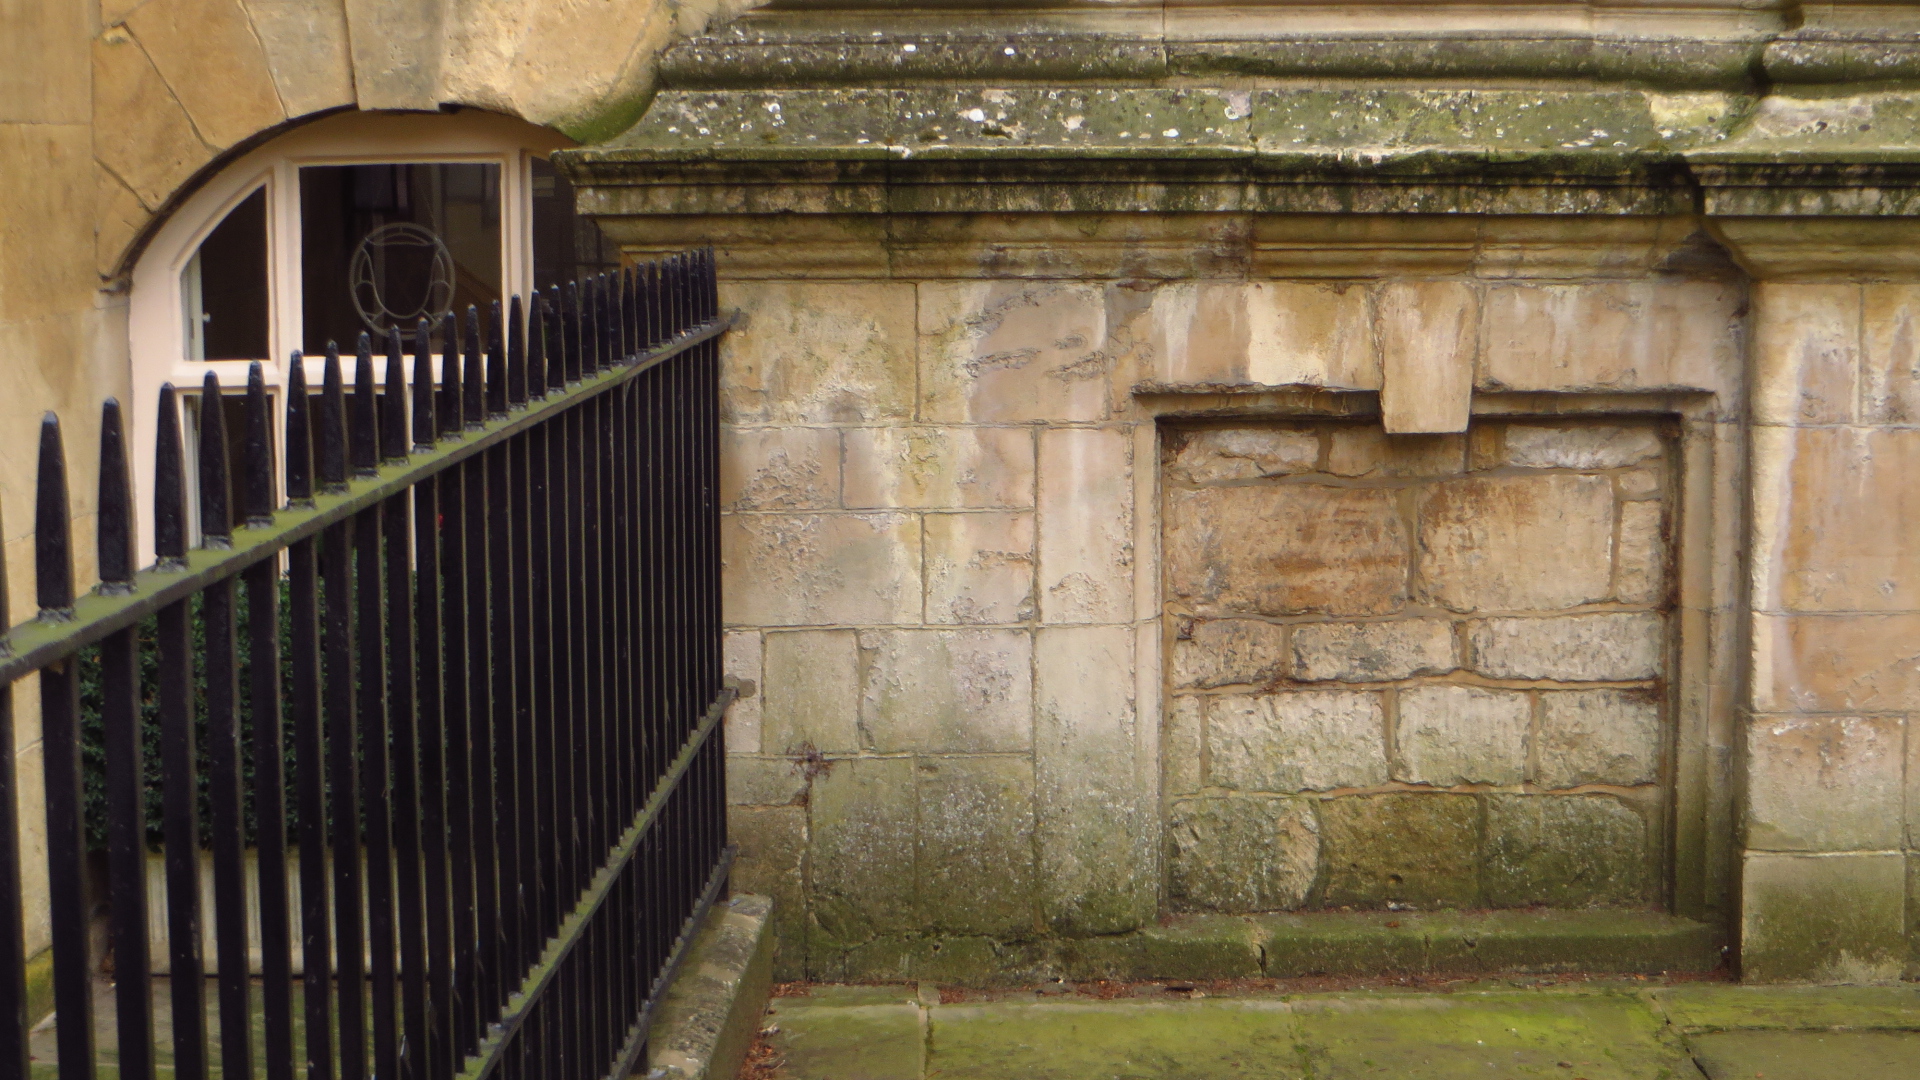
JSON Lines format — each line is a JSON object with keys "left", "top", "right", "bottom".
{"left": 1167, "top": 427, "right": 1319, "bottom": 483}
{"left": 721, "top": 426, "right": 840, "bottom": 511}
{"left": 1467, "top": 612, "right": 1664, "bottom": 682}
{"left": 1166, "top": 484, "right": 1409, "bottom": 617}
{"left": 1037, "top": 427, "right": 1133, "bottom": 624}
{"left": 922, "top": 511, "right": 1036, "bottom": 625}
{"left": 1483, "top": 794, "right": 1651, "bottom": 908}
{"left": 1208, "top": 692, "right": 1389, "bottom": 793}
{"left": 1537, "top": 689, "right": 1662, "bottom": 789}
{"left": 858, "top": 628, "right": 1033, "bottom": 754}
{"left": 843, "top": 426, "right": 1035, "bottom": 509}
{"left": 1742, "top": 852, "right": 1908, "bottom": 984}
{"left": 1172, "top": 618, "right": 1289, "bottom": 689}
{"left": 762, "top": 629, "right": 860, "bottom": 755}
{"left": 1745, "top": 715, "right": 1905, "bottom": 852}
{"left": 1291, "top": 619, "right": 1455, "bottom": 682}
{"left": 1326, "top": 428, "right": 1464, "bottom": 478}
{"left": 1167, "top": 795, "right": 1319, "bottom": 913}
{"left": 920, "top": 280, "right": 1117, "bottom": 424}
{"left": 809, "top": 758, "right": 919, "bottom": 946}
{"left": 1501, "top": 424, "right": 1662, "bottom": 470}
{"left": 916, "top": 756, "right": 1039, "bottom": 938}
{"left": 719, "top": 281, "right": 917, "bottom": 424}
{"left": 1394, "top": 685, "right": 1531, "bottom": 787}
{"left": 722, "top": 512, "right": 922, "bottom": 627}
{"left": 1417, "top": 474, "right": 1615, "bottom": 612}
{"left": 1320, "top": 793, "right": 1481, "bottom": 909}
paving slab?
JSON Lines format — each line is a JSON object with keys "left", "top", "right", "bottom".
{"left": 928, "top": 999, "right": 1304, "bottom": 1080}
{"left": 765, "top": 1001, "right": 923, "bottom": 1080}
{"left": 1688, "top": 1031, "right": 1920, "bottom": 1080}
{"left": 1290, "top": 992, "right": 1699, "bottom": 1079}
{"left": 1649, "top": 984, "right": 1920, "bottom": 1032}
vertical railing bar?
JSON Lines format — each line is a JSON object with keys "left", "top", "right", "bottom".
{"left": 483, "top": 316, "right": 518, "bottom": 1005}
{"left": 438, "top": 443, "right": 477, "bottom": 1057}
{"left": 414, "top": 319, "right": 455, "bottom": 1080}
{"left": 242, "top": 362, "right": 298, "bottom": 1080}
{"left": 462, "top": 445, "right": 496, "bottom": 1025}
{"left": 196, "top": 370, "right": 254, "bottom": 1080}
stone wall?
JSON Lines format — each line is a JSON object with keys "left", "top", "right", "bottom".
{"left": 1163, "top": 419, "right": 1670, "bottom": 914}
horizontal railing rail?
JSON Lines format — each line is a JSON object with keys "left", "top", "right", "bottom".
{"left": 0, "top": 250, "right": 730, "bottom": 1080}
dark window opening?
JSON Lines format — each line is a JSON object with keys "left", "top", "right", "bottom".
{"left": 300, "top": 163, "right": 502, "bottom": 354}
{"left": 532, "top": 157, "right": 617, "bottom": 291}
{"left": 185, "top": 187, "right": 270, "bottom": 361}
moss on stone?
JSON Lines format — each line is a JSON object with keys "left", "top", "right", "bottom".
{"left": 1319, "top": 792, "right": 1482, "bottom": 909}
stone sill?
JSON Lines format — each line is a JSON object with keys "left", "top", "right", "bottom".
{"left": 1063, "top": 910, "right": 1724, "bottom": 983}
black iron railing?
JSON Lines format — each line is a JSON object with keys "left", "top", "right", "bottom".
{"left": 0, "top": 251, "right": 731, "bottom": 1080}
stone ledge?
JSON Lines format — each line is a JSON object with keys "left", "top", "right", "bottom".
{"left": 646, "top": 894, "right": 776, "bottom": 1080}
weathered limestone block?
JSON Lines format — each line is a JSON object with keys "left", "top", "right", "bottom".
{"left": 1319, "top": 793, "right": 1480, "bottom": 909}
{"left": 1501, "top": 424, "right": 1662, "bottom": 470}
{"left": 1746, "top": 716, "right": 1905, "bottom": 852}
{"left": 1150, "top": 282, "right": 1252, "bottom": 386}
{"left": 916, "top": 756, "right": 1038, "bottom": 938}
{"left": 1753, "top": 283, "right": 1860, "bottom": 426}
{"left": 723, "top": 630, "right": 762, "bottom": 753}
{"left": 126, "top": 0, "right": 287, "bottom": 151}
{"left": 1172, "top": 618, "right": 1289, "bottom": 689}
{"left": 858, "top": 628, "right": 1033, "bottom": 754}
{"left": 1208, "top": 691, "right": 1389, "bottom": 793}
{"left": 923, "top": 511, "right": 1035, "bottom": 625}
{"left": 1537, "top": 690, "right": 1662, "bottom": 789}
{"left": 1149, "top": 281, "right": 1378, "bottom": 389}
{"left": 728, "top": 806, "right": 807, "bottom": 980}
{"left": 842, "top": 427, "right": 1034, "bottom": 509}
{"left": 920, "top": 280, "right": 1116, "bottom": 423}
{"left": 1467, "top": 613, "right": 1665, "bottom": 682}
{"left": 1394, "top": 685, "right": 1530, "bottom": 786}
{"left": 1753, "top": 427, "right": 1920, "bottom": 612}
{"left": 762, "top": 630, "right": 860, "bottom": 755}
{"left": 1164, "top": 696, "right": 1203, "bottom": 797}
{"left": 726, "top": 757, "right": 808, "bottom": 807}
{"left": 1484, "top": 795, "right": 1650, "bottom": 908}
{"left": 1326, "top": 428, "right": 1464, "bottom": 478}
{"left": 1614, "top": 500, "right": 1667, "bottom": 604}
{"left": 241, "top": 0, "right": 357, "bottom": 117}
{"left": 1752, "top": 613, "right": 1920, "bottom": 713}
{"left": 1166, "top": 485, "right": 1409, "bottom": 616}
{"left": 1167, "top": 796, "right": 1318, "bottom": 913}
{"left": 721, "top": 427, "right": 839, "bottom": 511}
{"left": 1416, "top": 474, "right": 1615, "bottom": 613}
{"left": 1742, "top": 852, "right": 1908, "bottom": 984}
{"left": 92, "top": 27, "right": 215, "bottom": 210}
{"left": 721, "top": 513, "right": 920, "bottom": 626}
{"left": 1037, "top": 427, "right": 1133, "bottom": 623}
{"left": 1477, "top": 280, "right": 1742, "bottom": 396}
{"left": 1618, "top": 467, "right": 1662, "bottom": 500}
{"left": 1035, "top": 626, "right": 1152, "bottom": 934}
{"left": 1863, "top": 284, "right": 1920, "bottom": 424}
{"left": 719, "top": 282, "right": 917, "bottom": 424}
{"left": 1291, "top": 619, "right": 1455, "bottom": 682}
{"left": 808, "top": 758, "right": 917, "bottom": 946}
{"left": 1166, "top": 427, "right": 1318, "bottom": 484}
{"left": 1378, "top": 280, "right": 1476, "bottom": 434}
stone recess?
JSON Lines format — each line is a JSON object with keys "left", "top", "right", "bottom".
{"left": 1484, "top": 795, "right": 1651, "bottom": 908}
{"left": 1327, "top": 429, "right": 1465, "bottom": 478}
{"left": 1292, "top": 619, "right": 1456, "bottom": 682}
{"left": 1417, "top": 474, "right": 1616, "bottom": 612}
{"left": 1208, "top": 692, "right": 1389, "bottom": 793}
{"left": 1501, "top": 425, "right": 1662, "bottom": 470}
{"left": 1172, "top": 619, "right": 1289, "bottom": 689}
{"left": 1168, "top": 427, "right": 1319, "bottom": 483}
{"left": 1168, "top": 796, "right": 1319, "bottom": 913}
{"left": 1537, "top": 690, "right": 1662, "bottom": 789}
{"left": 1394, "top": 685, "right": 1531, "bottom": 787}
{"left": 922, "top": 511, "right": 1035, "bottom": 625}
{"left": 858, "top": 629, "right": 1033, "bottom": 754}
{"left": 1320, "top": 793, "right": 1481, "bottom": 909}
{"left": 1166, "top": 484, "right": 1409, "bottom": 617}
{"left": 1467, "top": 613, "right": 1665, "bottom": 682}
{"left": 1745, "top": 716, "right": 1905, "bottom": 852}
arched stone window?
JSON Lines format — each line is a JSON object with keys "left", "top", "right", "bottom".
{"left": 126, "top": 109, "right": 611, "bottom": 556}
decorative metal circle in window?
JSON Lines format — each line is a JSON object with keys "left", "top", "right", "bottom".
{"left": 349, "top": 222, "right": 456, "bottom": 334}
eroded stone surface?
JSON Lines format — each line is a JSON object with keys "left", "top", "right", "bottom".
{"left": 1467, "top": 613, "right": 1665, "bottom": 682}
{"left": 722, "top": 426, "right": 840, "bottom": 510}
{"left": 917, "top": 756, "right": 1038, "bottom": 938}
{"left": 1172, "top": 618, "right": 1289, "bottom": 689}
{"left": 920, "top": 280, "right": 1118, "bottom": 424}
{"left": 1417, "top": 474, "right": 1615, "bottom": 612}
{"left": 762, "top": 630, "right": 860, "bottom": 755}
{"left": 923, "top": 511, "right": 1036, "bottom": 625}
{"left": 1167, "top": 484, "right": 1409, "bottom": 617}
{"left": 1168, "top": 795, "right": 1319, "bottom": 912}
{"left": 722, "top": 513, "right": 921, "bottom": 626}
{"left": 1038, "top": 427, "right": 1133, "bottom": 623}
{"left": 809, "top": 758, "right": 917, "bottom": 945}
{"left": 1538, "top": 690, "right": 1662, "bottom": 789}
{"left": 1320, "top": 793, "right": 1481, "bottom": 908}
{"left": 1325, "top": 428, "right": 1465, "bottom": 478}
{"left": 720, "top": 282, "right": 917, "bottom": 424}
{"left": 1502, "top": 424, "right": 1663, "bottom": 470}
{"left": 1291, "top": 619, "right": 1455, "bottom": 682}
{"left": 843, "top": 426, "right": 1034, "bottom": 509}
{"left": 858, "top": 628, "right": 1033, "bottom": 754}
{"left": 1746, "top": 715, "right": 1905, "bottom": 852}
{"left": 1167, "top": 427, "right": 1319, "bottom": 483}
{"left": 1615, "top": 499, "right": 1667, "bottom": 604}
{"left": 1208, "top": 691, "right": 1389, "bottom": 793}
{"left": 1741, "top": 853, "right": 1908, "bottom": 984}
{"left": 1484, "top": 794, "right": 1650, "bottom": 908}
{"left": 1165, "top": 695, "right": 1204, "bottom": 797}
{"left": 1394, "top": 685, "right": 1531, "bottom": 787}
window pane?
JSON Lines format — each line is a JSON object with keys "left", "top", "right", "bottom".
{"left": 299, "top": 163, "right": 501, "bottom": 354}
{"left": 183, "top": 187, "right": 269, "bottom": 361}
{"left": 532, "top": 157, "right": 617, "bottom": 291}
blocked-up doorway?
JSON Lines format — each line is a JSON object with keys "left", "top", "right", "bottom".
{"left": 1162, "top": 418, "right": 1673, "bottom": 913}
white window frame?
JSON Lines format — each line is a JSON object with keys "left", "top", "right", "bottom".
{"left": 128, "top": 110, "right": 573, "bottom": 562}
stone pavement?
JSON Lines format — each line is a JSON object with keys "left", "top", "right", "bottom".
{"left": 753, "top": 979, "right": 1920, "bottom": 1080}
